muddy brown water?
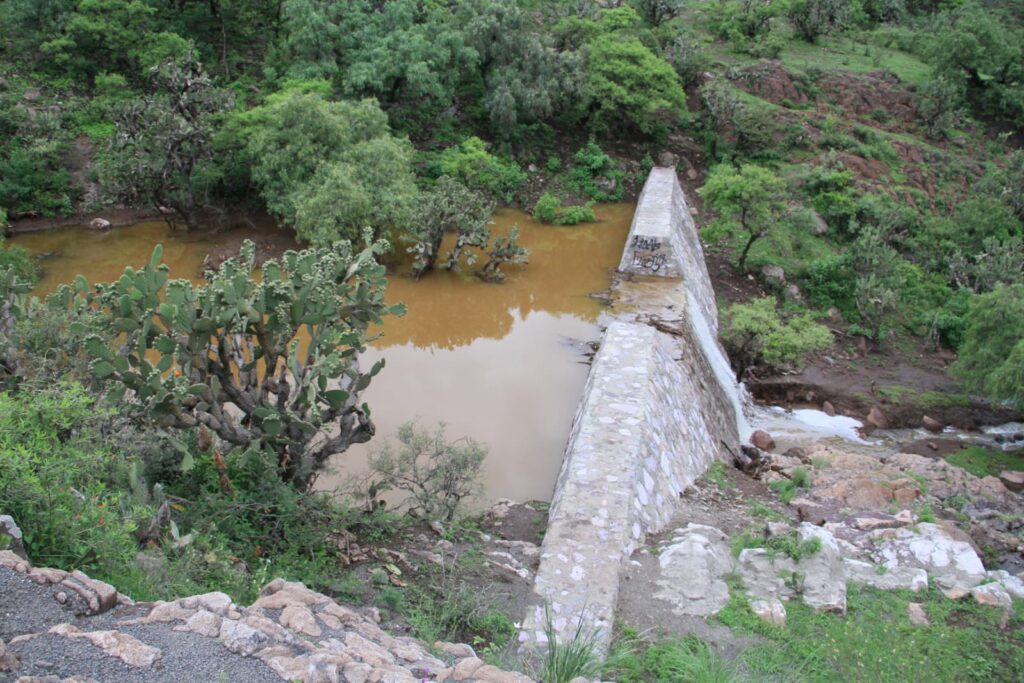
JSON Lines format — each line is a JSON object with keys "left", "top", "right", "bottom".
{"left": 12, "top": 205, "right": 634, "bottom": 503}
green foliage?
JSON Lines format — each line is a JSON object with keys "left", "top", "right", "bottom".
{"left": 721, "top": 297, "right": 833, "bottom": 379}
{"left": 0, "top": 234, "right": 38, "bottom": 288}
{"left": 566, "top": 141, "right": 625, "bottom": 202}
{"left": 479, "top": 226, "right": 530, "bottom": 282}
{"left": 402, "top": 561, "right": 516, "bottom": 654}
{"left": 717, "top": 584, "right": 1024, "bottom": 681}
{"left": 533, "top": 192, "right": 561, "bottom": 223}
{"left": 532, "top": 193, "right": 597, "bottom": 225}
{"left": 701, "top": 164, "right": 788, "bottom": 271}
{"left": 951, "top": 284, "right": 1024, "bottom": 408}
{"left": 242, "top": 87, "right": 417, "bottom": 246}
{"left": 925, "top": 3, "right": 1024, "bottom": 126}
{"left": 710, "top": 0, "right": 785, "bottom": 41}
{"left": 916, "top": 76, "right": 967, "bottom": 138}
{"left": 946, "top": 445, "right": 1024, "bottom": 478}
{"left": 787, "top": 0, "right": 856, "bottom": 43}
{"left": 0, "top": 384, "right": 142, "bottom": 575}
{"left": 584, "top": 35, "right": 688, "bottom": 137}
{"left": 539, "top": 604, "right": 604, "bottom": 683}
{"left": 608, "top": 634, "right": 742, "bottom": 683}
{"left": 98, "top": 50, "right": 232, "bottom": 230}
{"left": 366, "top": 421, "right": 487, "bottom": 522}
{"left": 64, "top": 238, "right": 402, "bottom": 490}
{"left": 432, "top": 137, "right": 528, "bottom": 203}
{"left": 730, "top": 528, "right": 821, "bottom": 561}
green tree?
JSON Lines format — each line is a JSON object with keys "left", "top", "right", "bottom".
{"left": 243, "top": 86, "right": 417, "bottom": 245}
{"left": 98, "top": 50, "right": 232, "bottom": 230}
{"left": 632, "top": 0, "right": 685, "bottom": 27}
{"left": 952, "top": 284, "right": 1024, "bottom": 408}
{"left": 721, "top": 297, "right": 833, "bottom": 380}
{"left": 63, "top": 237, "right": 403, "bottom": 490}
{"left": 699, "top": 164, "right": 787, "bottom": 271}
{"left": 584, "top": 36, "right": 687, "bottom": 136}
{"left": 787, "top": 0, "right": 855, "bottom": 43}
{"left": 926, "top": 4, "right": 1024, "bottom": 125}
{"left": 458, "top": 0, "right": 585, "bottom": 136}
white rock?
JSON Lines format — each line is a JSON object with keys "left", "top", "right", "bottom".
{"left": 749, "top": 599, "right": 787, "bottom": 626}
{"left": 986, "top": 570, "right": 1024, "bottom": 599}
{"left": 843, "top": 558, "right": 928, "bottom": 592}
{"left": 869, "top": 523, "right": 986, "bottom": 593}
{"left": 654, "top": 524, "right": 732, "bottom": 616}
{"left": 972, "top": 582, "right": 1013, "bottom": 610}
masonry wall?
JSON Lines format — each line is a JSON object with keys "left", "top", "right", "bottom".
{"left": 521, "top": 168, "right": 742, "bottom": 653}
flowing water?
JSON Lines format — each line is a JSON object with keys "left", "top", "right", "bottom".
{"left": 12, "top": 205, "right": 634, "bottom": 503}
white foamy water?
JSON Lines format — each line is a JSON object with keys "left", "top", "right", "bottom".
{"left": 753, "top": 406, "right": 867, "bottom": 443}
{"left": 686, "top": 289, "right": 753, "bottom": 441}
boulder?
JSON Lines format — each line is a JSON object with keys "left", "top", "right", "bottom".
{"left": 654, "top": 524, "right": 732, "bottom": 616}
{"left": 737, "top": 524, "right": 846, "bottom": 614}
{"left": 0, "top": 638, "right": 18, "bottom": 672}
{"left": 869, "top": 523, "right": 986, "bottom": 593}
{"left": 986, "top": 570, "right": 1024, "bottom": 599}
{"left": 906, "top": 602, "right": 929, "bottom": 626}
{"left": 761, "top": 265, "right": 786, "bottom": 287}
{"left": 749, "top": 599, "right": 787, "bottom": 627}
{"left": 88, "top": 218, "right": 112, "bottom": 231}
{"left": 922, "top": 416, "right": 943, "bottom": 433}
{"left": 998, "top": 471, "right": 1024, "bottom": 493}
{"left": 0, "top": 515, "right": 26, "bottom": 561}
{"left": 822, "top": 401, "right": 836, "bottom": 417}
{"left": 49, "top": 624, "right": 161, "bottom": 667}
{"left": 843, "top": 558, "right": 927, "bottom": 592}
{"left": 750, "top": 430, "right": 776, "bottom": 452}
{"left": 971, "top": 582, "right": 1013, "bottom": 610}
{"left": 866, "top": 406, "right": 889, "bottom": 430}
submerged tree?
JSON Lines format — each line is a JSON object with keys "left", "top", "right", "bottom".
{"left": 405, "top": 177, "right": 495, "bottom": 280}
{"left": 59, "top": 235, "right": 403, "bottom": 490}
{"left": 99, "top": 50, "right": 233, "bottom": 230}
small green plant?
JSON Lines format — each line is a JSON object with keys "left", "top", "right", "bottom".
{"left": 704, "top": 460, "right": 733, "bottom": 491}
{"left": 749, "top": 501, "right": 783, "bottom": 520}
{"left": 768, "top": 469, "right": 812, "bottom": 504}
{"left": 545, "top": 156, "right": 562, "bottom": 173}
{"left": 533, "top": 192, "right": 561, "bottom": 223}
{"left": 947, "top": 445, "right": 1024, "bottom": 478}
{"left": 538, "top": 604, "right": 604, "bottom": 683}
{"left": 607, "top": 633, "right": 744, "bottom": 683}
{"left": 731, "top": 529, "right": 821, "bottom": 562}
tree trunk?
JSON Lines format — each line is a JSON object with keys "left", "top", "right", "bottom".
{"left": 738, "top": 229, "right": 762, "bottom": 272}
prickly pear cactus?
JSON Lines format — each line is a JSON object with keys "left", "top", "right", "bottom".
{"left": 57, "top": 233, "right": 403, "bottom": 489}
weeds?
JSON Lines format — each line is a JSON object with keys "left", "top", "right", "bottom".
{"left": 538, "top": 605, "right": 604, "bottom": 683}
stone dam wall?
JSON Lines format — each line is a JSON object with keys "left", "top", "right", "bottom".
{"left": 521, "top": 168, "right": 743, "bottom": 652}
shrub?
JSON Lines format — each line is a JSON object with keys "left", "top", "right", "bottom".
{"left": 554, "top": 203, "right": 597, "bottom": 225}
{"left": 366, "top": 421, "right": 487, "bottom": 522}
{"left": 0, "top": 384, "right": 143, "bottom": 575}
{"left": 566, "top": 141, "right": 625, "bottom": 201}
{"left": 721, "top": 297, "right": 833, "bottom": 380}
{"left": 533, "top": 192, "right": 561, "bottom": 223}
{"left": 435, "top": 137, "right": 528, "bottom": 202}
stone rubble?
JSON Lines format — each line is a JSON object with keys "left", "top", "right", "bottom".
{"left": 0, "top": 549, "right": 535, "bottom": 682}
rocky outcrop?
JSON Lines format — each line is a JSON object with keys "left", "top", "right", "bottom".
{"left": 0, "top": 552, "right": 533, "bottom": 682}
